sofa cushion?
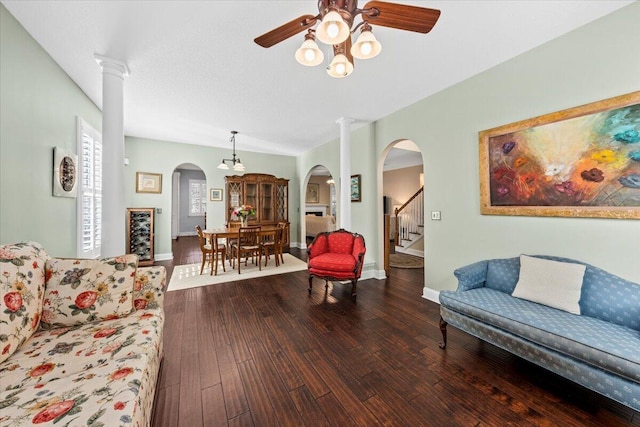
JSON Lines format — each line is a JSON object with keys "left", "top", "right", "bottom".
{"left": 0, "top": 309, "right": 163, "bottom": 391}
{"left": 0, "top": 242, "right": 49, "bottom": 363}
{"left": 0, "top": 342, "right": 161, "bottom": 426}
{"left": 133, "top": 266, "right": 166, "bottom": 311}
{"left": 41, "top": 255, "right": 138, "bottom": 329}
{"left": 440, "top": 288, "right": 640, "bottom": 383}
{"left": 512, "top": 255, "right": 585, "bottom": 314}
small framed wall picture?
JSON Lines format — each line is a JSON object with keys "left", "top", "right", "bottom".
{"left": 210, "top": 188, "right": 223, "bottom": 201}
{"left": 351, "top": 174, "right": 361, "bottom": 202}
{"left": 53, "top": 147, "right": 78, "bottom": 198}
{"left": 306, "top": 183, "right": 319, "bottom": 203}
{"left": 136, "top": 172, "right": 162, "bottom": 194}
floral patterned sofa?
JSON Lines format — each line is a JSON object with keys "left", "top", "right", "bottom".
{"left": 439, "top": 255, "right": 640, "bottom": 412}
{"left": 0, "top": 242, "right": 165, "bottom": 426}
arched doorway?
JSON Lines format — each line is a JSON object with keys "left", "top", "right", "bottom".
{"left": 380, "top": 140, "right": 424, "bottom": 276}
{"left": 171, "top": 163, "right": 207, "bottom": 240}
{"left": 302, "top": 165, "right": 336, "bottom": 247}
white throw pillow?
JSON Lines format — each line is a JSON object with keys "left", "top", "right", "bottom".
{"left": 512, "top": 255, "right": 586, "bottom": 315}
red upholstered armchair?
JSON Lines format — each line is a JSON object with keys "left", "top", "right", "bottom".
{"left": 307, "top": 229, "right": 366, "bottom": 301}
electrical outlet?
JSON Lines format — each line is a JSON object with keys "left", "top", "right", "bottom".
{"left": 156, "top": 208, "right": 162, "bottom": 214}
{"left": 431, "top": 211, "right": 441, "bottom": 220}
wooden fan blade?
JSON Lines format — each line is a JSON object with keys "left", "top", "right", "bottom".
{"left": 254, "top": 14, "right": 317, "bottom": 48}
{"left": 362, "top": 1, "right": 440, "bottom": 34}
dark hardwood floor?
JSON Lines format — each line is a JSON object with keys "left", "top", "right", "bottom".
{"left": 152, "top": 236, "right": 639, "bottom": 426}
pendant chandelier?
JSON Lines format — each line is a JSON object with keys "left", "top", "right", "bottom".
{"left": 217, "top": 131, "right": 245, "bottom": 171}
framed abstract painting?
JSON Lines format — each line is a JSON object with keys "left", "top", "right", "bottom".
{"left": 479, "top": 91, "right": 640, "bottom": 219}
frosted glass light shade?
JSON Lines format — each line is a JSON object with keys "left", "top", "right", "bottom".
{"left": 351, "top": 29, "right": 381, "bottom": 59}
{"left": 217, "top": 162, "right": 229, "bottom": 170}
{"left": 327, "top": 54, "right": 353, "bottom": 78}
{"left": 315, "top": 11, "right": 350, "bottom": 45}
{"left": 233, "top": 162, "right": 245, "bottom": 171}
{"left": 295, "top": 39, "right": 324, "bottom": 66}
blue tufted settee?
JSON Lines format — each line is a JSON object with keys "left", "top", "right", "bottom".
{"left": 438, "top": 255, "right": 640, "bottom": 412}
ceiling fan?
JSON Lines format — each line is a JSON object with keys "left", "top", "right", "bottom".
{"left": 254, "top": 0, "right": 441, "bottom": 78}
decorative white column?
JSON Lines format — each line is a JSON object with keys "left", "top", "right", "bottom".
{"left": 337, "top": 117, "right": 354, "bottom": 230}
{"left": 95, "top": 54, "right": 129, "bottom": 257}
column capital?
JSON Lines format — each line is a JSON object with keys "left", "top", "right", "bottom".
{"left": 94, "top": 54, "right": 130, "bottom": 78}
{"left": 336, "top": 117, "right": 355, "bottom": 126}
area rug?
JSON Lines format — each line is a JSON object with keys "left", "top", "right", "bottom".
{"left": 167, "top": 253, "right": 307, "bottom": 292}
{"left": 389, "top": 253, "right": 424, "bottom": 269}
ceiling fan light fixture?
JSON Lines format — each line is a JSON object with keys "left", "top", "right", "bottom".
{"left": 295, "top": 37, "right": 324, "bottom": 66}
{"left": 327, "top": 53, "right": 353, "bottom": 78}
{"left": 351, "top": 25, "right": 382, "bottom": 60}
{"left": 315, "top": 10, "right": 350, "bottom": 45}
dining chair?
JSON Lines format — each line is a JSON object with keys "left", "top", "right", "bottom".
{"left": 231, "top": 226, "right": 261, "bottom": 274}
{"left": 195, "top": 225, "right": 213, "bottom": 275}
{"left": 276, "top": 222, "right": 288, "bottom": 265}
{"left": 261, "top": 226, "right": 283, "bottom": 267}
{"left": 209, "top": 233, "right": 227, "bottom": 276}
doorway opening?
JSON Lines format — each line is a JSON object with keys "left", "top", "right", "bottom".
{"left": 381, "top": 140, "right": 424, "bottom": 276}
{"left": 303, "top": 165, "right": 336, "bottom": 247}
{"left": 171, "top": 163, "right": 207, "bottom": 240}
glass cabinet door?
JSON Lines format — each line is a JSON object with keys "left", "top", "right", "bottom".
{"left": 260, "top": 183, "right": 273, "bottom": 222}
{"left": 276, "top": 184, "right": 288, "bottom": 222}
{"left": 245, "top": 182, "right": 257, "bottom": 211}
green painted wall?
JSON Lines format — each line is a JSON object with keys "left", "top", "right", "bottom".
{"left": 300, "top": 3, "right": 640, "bottom": 290}
{"left": 125, "top": 137, "right": 299, "bottom": 258}
{"left": 0, "top": 4, "right": 102, "bottom": 255}
{"left": 2, "top": 1, "right": 639, "bottom": 290}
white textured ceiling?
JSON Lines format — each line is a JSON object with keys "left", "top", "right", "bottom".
{"left": 2, "top": 1, "right": 632, "bottom": 156}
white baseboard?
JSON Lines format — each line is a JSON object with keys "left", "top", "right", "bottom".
{"left": 155, "top": 252, "right": 173, "bottom": 261}
{"left": 361, "top": 263, "right": 385, "bottom": 280}
{"left": 422, "top": 287, "right": 440, "bottom": 304}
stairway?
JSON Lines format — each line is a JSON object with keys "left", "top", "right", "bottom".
{"left": 393, "top": 187, "right": 424, "bottom": 257}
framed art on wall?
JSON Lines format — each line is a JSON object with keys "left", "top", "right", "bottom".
{"left": 210, "top": 188, "right": 223, "bottom": 201}
{"left": 479, "top": 91, "right": 640, "bottom": 219}
{"left": 136, "top": 172, "right": 162, "bottom": 194}
{"left": 53, "top": 147, "right": 78, "bottom": 198}
{"left": 306, "top": 183, "right": 319, "bottom": 203}
{"left": 351, "top": 174, "right": 361, "bottom": 202}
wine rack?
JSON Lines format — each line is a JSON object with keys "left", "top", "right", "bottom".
{"left": 126, "top": 208, "right": 155, "bottom": 266}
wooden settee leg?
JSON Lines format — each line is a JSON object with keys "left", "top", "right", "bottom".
{"left": 351, "top": 279, "right": 357, "bottom": 301}
{"left": 308, "top": 276, "right": 313, "bottom": 294}
{"left": 439, "top": 316, "right": 447, "bottom": 349}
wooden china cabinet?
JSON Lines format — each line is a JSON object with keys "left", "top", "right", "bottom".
{"left": 224, "top": 173, "right": 290, "bottom": 250}
{"left": 224, "top": 173, "right": 289, "bottom": 227}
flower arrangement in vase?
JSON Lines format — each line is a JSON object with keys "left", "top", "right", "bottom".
{"left": 232, "top": 204, "right": 255, "bottom": 227}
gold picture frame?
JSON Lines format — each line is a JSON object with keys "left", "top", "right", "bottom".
{"left": 136, "top": 172, "right": 162, "bottom": 194}
{"left": 479, "top": 91, "right": 640, "bottom": 219}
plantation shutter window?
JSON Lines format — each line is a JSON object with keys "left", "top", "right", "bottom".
{"left": 77, "top": 118, "right": 102, "bottom": 258}
{"left": 189, "top": 179, "right": 206, "bottom": 216}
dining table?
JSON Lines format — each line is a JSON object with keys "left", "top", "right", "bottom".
{"left": 203, "top": 225, "right": 283, "bottom": 270}
{"left": 202, "top": 225, "right": 279, "bottom": 240}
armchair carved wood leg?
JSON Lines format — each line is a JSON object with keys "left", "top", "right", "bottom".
{"left": 308, "top": 276, "right": 313, "bottom": 294}
{"left": 351, "top": 279, "right": 357, "bottom": 301}
{"left": 439, "top": 316, "right": 447, "bottom": 349}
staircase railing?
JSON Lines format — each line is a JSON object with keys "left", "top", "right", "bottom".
{"left": 394, "top": 186, "right": 424, "bottom": 247}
